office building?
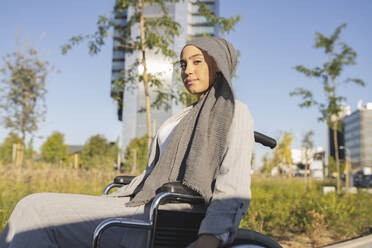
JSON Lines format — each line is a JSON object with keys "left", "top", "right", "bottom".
{"left": 110, "top": 0, "right": 220, "bottom": 152}
{"left": 327, "top": 105, "right": 351, "bottom": 161}
{"left": 328, "top": 123, "right": 345, "bottom": 161}
{"left": 344, "top": 102, "right": 372, "bottom": 170}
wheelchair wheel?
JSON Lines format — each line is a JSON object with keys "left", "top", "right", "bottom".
{"left": 227, "top": 245, "right": 266, "bottom": 248}
{"left": 224, "top": 229, "right": 282, "bottom": 248}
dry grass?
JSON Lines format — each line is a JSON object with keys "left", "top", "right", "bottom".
{"left": 0, "top": 164, "right": 119, "bottom": 231}
{"left": 0, "top": 166, "right": 371, "bottom": 247}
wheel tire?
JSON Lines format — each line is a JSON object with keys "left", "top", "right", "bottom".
{"left": 224, "top": 229, "right": 282, "bottom": 248}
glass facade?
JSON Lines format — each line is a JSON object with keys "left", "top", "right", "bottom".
{"left": 111, "top": 0, "right": 219, "bottom": 152}
{"left": 361, "top": 110, "right": 372, "bottom": 167}
{"left": 189, "top": 26, "right": 215, "bottom": 35}
{"left": 188, "top": 0, "right": 217, "bottom": 37}
{"left": 344, "top": 112, "right": 360, "bottom": 167}
{"left": 110, "top": 8, "right": 127, "bottom": 103}
{"left": 328, "top": 124, "right": 345, "bottom": 161}
{"left": 344, "top": 108, "right": 372, "bottom": 169}
{"left": 190, "top": 3, "right": 214, "bottom": 13}
{"left": 190, "top": 15, "right": 209, "bottom": 24}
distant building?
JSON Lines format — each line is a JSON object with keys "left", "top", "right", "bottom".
{"left": 327, "top": 105, "right": 351, "bottom": 161}
{"left": 110, "top": 0, "right": 220, "bottom": 153}
{"left": 328, "top": 123, "right": 345, "bottom": 161}
{"left": 291, "top": 147, "right": 326, "bottom": 178}
{"left": 310, "top": 150, "right": 327, "bottom": 179}
{"left": 344, "top": 102, "right": 372, "bottom": 171}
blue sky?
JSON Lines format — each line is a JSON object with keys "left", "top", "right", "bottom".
{"left": 1, "top": 0, "right": 371, "bottom": 167}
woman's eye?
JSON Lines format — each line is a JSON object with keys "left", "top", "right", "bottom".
{"left": 180, "top": 63, "right": 186, "bottom": 70}
{"left": 194, "top": 60, "right": 202, "bottom": 65}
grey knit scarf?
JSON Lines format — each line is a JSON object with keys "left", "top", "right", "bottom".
{"left": 126, "top": 37, "right": 237, "bottom": 207}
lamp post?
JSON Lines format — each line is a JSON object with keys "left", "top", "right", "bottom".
{"left": 339, "top": 146, "right": 352, "bottom": 196}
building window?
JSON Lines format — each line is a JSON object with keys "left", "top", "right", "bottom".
{"left": 190, "top": 15, "right": 209, "bottom": 24}
{"left": 190, "top": 2, "right": 214, "bottom": 14}
{"left": 189, "top": 26, "right": 215, "bottom": 35}
{"left": 113, "top": 51, "right": 125, "bottom": 59}
{"left": 112, "top": 62, "right": 124, "bottom": 71}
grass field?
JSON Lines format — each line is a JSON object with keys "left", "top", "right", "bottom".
{"left": 0, "top": 165, "right": 371, "bottom": 247}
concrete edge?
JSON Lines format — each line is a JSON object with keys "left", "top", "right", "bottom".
{"left": 321, "top": 234, "right": 372, "bottom": 248}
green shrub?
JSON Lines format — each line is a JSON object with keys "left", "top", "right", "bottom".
{"left": 40, "top": 131, "right": 68, "bottom": 164}
{"left": 0, "top": 133, "right": 22, "bottom": 165}
{"left": 241, "top": 177, "right": 372, "bottom": 246}
{"left": 123, "top": 135, "right": 148, "bottom": 173}
{"left": 81, "top": 134, "right": 118, "bottom": 170}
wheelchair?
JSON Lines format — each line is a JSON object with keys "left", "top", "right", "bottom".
{"left": 92, "top": 132, "right": 282, "bottom": 248}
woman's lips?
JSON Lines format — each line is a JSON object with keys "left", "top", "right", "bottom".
{"left": 187, "top": 79, "right": 197, "bottom": 85}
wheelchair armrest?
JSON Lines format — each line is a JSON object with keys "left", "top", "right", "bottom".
{"left": 102, "top": 176, "right": 136, "bottom": 195}
{"left": 114, "top": 176, "right": 135, "bottom": 185}
{"left": 156, "top": 182, "right": 201, "bottom": 197}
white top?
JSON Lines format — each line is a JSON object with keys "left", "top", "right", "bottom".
{"left": 157, "top": 107, "right": 190, "bottom": 155}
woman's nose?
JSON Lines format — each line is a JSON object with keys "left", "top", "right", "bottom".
{"left": 185, "top": 64, "right": 193, "bottom": 75}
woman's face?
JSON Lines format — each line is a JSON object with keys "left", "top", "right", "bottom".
{"left": 180, "top": 45, "right": 217, "bottom": 100}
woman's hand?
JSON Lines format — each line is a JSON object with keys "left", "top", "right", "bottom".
{"left": 193, "top": 234, "right": 221, "bottom": 248}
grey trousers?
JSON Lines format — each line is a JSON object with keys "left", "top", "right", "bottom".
{"left": 0, "top": 193, "right": 149, "bottom": 248}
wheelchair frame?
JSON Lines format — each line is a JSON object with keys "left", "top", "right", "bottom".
{"left": 92, "top": 190, "right": 203, "bottom": 248}
{"left": 92, "top": 132, "right": 281, "bottom": 248}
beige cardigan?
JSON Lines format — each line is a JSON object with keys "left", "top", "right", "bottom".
{"left": 113, "top": 99, "right": 254, "bottom": 243}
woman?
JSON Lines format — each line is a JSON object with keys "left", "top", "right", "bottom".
{"left": 0, "top": 37, "right": 254, "bottom": 248}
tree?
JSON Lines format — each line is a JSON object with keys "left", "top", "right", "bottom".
{"left": 0, "top": 42, "right": 54, "bottom": 167}
{"left": 328, "top": 156, "right": 345, "bottom": 177}
{"left": 61, "top": 0, "right": 241, "bottom": 148}
{"left": 24, "top": 137, "right": 36, "bottom": 162}
{"left": 302, "top": 130, "right": 314, "bottom": 186}
{"left": 81, "top": 134, "right": 116, "bottom": 170}
{"left": 274, "top": 131, "right": 294, "bottom": 177}
{"left": 260, "top": 153, "right": 274, "bottom": 175}
{"left": 0, "top": 132, "right": 22, "bottom": 165}
{"left": 251, "top": 151, "right": 255, "bottom": 169}
{"left": 41, "top": 131, "right": 68, "bottom": 164}
{"left": 194, "top": 1, "right": 241, "bottom": 36}
{"left": 63, "top": 0, "right": 182, "bottom": 148}
{"left": 290, "top": 24, "right": 365, "bottom": 192}
{"left": 123, "top": 134, "right": 148, "bottom": 174}
{"left": 259, "top": 132, "right": 293, "bottom": 176}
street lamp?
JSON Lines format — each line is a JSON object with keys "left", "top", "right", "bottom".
{"left": 339, "top": 146, "right": 352, "bottom": 196}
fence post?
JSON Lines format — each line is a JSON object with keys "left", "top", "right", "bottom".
{"left": 74, "top": 153, "right": 78, "bottom": 169}
{"left": 131, "top": 149, "right": 137, "bottom": 174}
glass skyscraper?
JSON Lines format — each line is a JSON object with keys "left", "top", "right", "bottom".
{"left": 110, "top": 0, "right": 220, "bottom": 153}
{"left": 344, "top": 103, "right": 372, "bottom": 170}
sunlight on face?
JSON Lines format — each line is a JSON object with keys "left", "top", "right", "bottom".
{"left": 180, "top": 45, "right": 217, "bottom": 100}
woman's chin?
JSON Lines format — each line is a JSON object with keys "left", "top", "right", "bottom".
{"left": 187, "top": 87, "right": 201, "bottom": 95}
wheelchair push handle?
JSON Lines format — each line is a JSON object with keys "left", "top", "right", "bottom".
{"left": 254, "top": 131, "right": 276, "bottom": 149}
